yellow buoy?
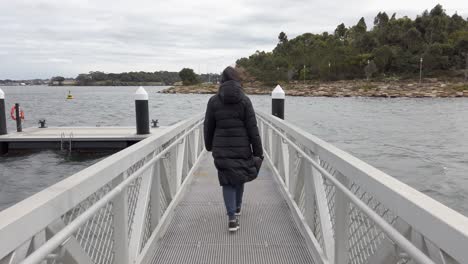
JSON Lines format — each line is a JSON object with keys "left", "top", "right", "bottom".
{"left": 66, "top": 91, "right": 74, "bottom": 100}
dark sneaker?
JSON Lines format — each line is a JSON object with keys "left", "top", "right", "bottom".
{"left": 235, "top": 208, "right": 241, "bottom": 216}
{"left": 228, "top": 219, "right": 239, "bottom": 232}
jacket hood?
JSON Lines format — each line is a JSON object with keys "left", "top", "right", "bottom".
{"left": 218, "top": 80, "right": 243, "bottom": 104}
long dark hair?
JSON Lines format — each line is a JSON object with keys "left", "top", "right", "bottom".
{"left": 220, "top": 66, "right": 241, "bottom": 84}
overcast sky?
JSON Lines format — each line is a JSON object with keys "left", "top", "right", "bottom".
{"left": 1, "top": 0, "right": 467, "bottom": 79}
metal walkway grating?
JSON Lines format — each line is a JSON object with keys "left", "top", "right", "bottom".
{"left": 150, "top": 154, "right": 315, "bottom": 264}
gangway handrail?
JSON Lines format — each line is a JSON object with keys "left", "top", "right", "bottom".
{"left": 257, "top": 113, "right": 434, "bottom": 264}
{"left": 256, "top": 111, "right": 468, "bottom": 264}
{"left": 20, "top": 120, "right": 204, "bottom": 264}
{"left": 0, "top": 114, "right": 205, "bottom": 264}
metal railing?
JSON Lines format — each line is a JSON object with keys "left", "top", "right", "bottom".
{"left": 0, "top": 114, "right": 205, "bottom": 264}
{"left": 256, "top": 111, "right": 468, "bottom": 264}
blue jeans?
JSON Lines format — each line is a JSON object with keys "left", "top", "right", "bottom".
{"left": 222, "top": 184, "right": 244, "bottom": 220}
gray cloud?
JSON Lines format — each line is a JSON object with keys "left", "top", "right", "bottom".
{"left": 0, "top": 0, "right": 467, "bottom": 79}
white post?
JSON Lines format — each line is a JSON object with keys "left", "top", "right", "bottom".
{"left": 334, "top": 172, "right": 350, "bottom": 264}
{"left": 303, "top": 160, "right": 315, "bottom": 227}
{"left": 197, "top": 126, "right": 204, "bottom": 154}
{"left": 282, "top": 141, "right": 290, "bottom": 188}
{"left": 150, "top": 160, "right": 162, "bottom": 229}
{"left": 176, "top": 138, "right": 186, "bottom": 189}
{"left": 272, "top": 85, "right": 285, "bottom": 119}
{"left": 310, "top": 153, "right": 335, "bottom": 263}
{"left": 111, "top": 176, "right": 129, "bottom": 264}
{"left": 135, "top": 87, "right": 150, "bottom": 135}
{"left": 271, "top": 133, "right": 279, "bottom": 167}
{"left": 128, "top": 168, "right": 153, "bottom": 262}
{"left": 161, "top": 147, "right": 176, "bottom": 200}
{"left": 288, "top": 146, "right": 298, "bottom": 196}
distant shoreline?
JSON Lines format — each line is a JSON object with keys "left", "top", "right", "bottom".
{"left": 49, "top": 81, "right": 168, "bottom": 86}
{"left": 0, "top": 83, "right": 170, "bottom": 87}
{"left": 159, "top": 79, "right": 468, "bottom": 98}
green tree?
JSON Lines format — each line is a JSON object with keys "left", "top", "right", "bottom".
{"left": 350, "top": 18, "right": 369, "bottom": 52}
{"left": 373, "top": 45, "right": 394, "bottom": 73}
{"left": 334, "top": 23, "right": 347, "bottom": 41}
{"left": 423, "top": 43, "right": 451, "bottom": 72}
{"left": 76, "top": 74, "right": 92, "bottom": 86}
{"left": 278, "top": 32, "right": 288, "bottom": 43}
{"left": 465, "top": 54, "right": 468, "bottom": 82}
{"left": 374, "top": 12, "right": 389, "bottom": 27}
{"left": 429, "top": 4, "right": 444, "bottom": 16}
{"left": 179, "top": 68, "right": 199, "bottom": 85}
{"left": 404, "top": 27, "right": 424, "bottom": 52}
{"left": 89, "top": 71, "right": 107, "bottom": 82}
{"left": 51, "top": 76, "right": 65, "bottom": 85}
{"left": 448, "top": 13, "right": 466, "bottom": 33}
{"left": 355, "top": 17, "right": 367, "bottom": 34}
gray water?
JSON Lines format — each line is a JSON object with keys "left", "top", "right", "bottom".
{"left": 0, "top": 86, "right": 467, "bottom": 217}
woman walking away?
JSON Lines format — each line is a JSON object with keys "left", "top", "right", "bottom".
{"left": 204, "top": 66, "right": 263, "bottom": 232}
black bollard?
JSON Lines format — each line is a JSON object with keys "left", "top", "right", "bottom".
{"left": 15, "top": 103, "right": 22, "bottom": 132}
{"left": 38, "top": 119, "right": 47, "bottom": 128}
{"left": 135, "top": 87, "right": 150, "bottom": 135}
{"left": 0, "top": 89, "right": 6, "bottom": 135}
{"left": 272, "top": 85, "right": 285, "bottom": 119}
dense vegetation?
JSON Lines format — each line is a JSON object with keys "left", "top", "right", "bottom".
{"left": 50, "top": 76, "right": 65, "bottom": 85}
{"left": 75, "top": 71, "right": 182, "bottom": 86}
{"left": 0, "top": 79, "right": 49, "bottom": 85}
{"left": 179, "top": 68, "right": 199, "bottom": 85}
{"left": 237, "top": 4, "right": 468, "bottom": 84}
{"left": 73, "top": 70, "right": 220, "bottom": 86}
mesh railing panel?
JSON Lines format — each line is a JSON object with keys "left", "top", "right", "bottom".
{"left": 127, "top": 176, "right": 142, "bottom": 240}
{"left": 76, "top": 202, "right": 114, "bottom": 264}
{"left": 324, "top": 180, "right": 336, "bottom": 236}
{"left": 62, "top": 183, "right": 113, "bottom": 225}
{"left": 59, "top": 183, "right": 115, "bottom": 264}
{"left": 125, "top": 154, "right": 152, "bottom": 241}
{"left": 61, "top": 192, "right": 115, "bottom": 264}
{"left": 296, "top": 184, "right": 306, "bottom": 216}
{"left": 160, "top": 183, "right": 170, "bottom": 216}
{"left": 313, "top": 198, "right": 325, "bottom": 252}
{"left": 347, "top": 182, "right": 399, "bottom": 264}
{"left": 319, "top": 159, "right": 338, "bottom": 236}
{"left": 141, "top": 198, "right": 153, "bottom": 251}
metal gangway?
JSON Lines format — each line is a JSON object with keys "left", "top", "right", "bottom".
{"left": 1, "top": 112, "right": 467, "bottom": 264}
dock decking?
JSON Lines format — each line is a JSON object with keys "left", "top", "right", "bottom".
{"left": 150, "top": 153, "right": 315, "bottom": 264}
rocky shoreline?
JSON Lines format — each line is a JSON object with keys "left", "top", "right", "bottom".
{"left": 159, "top": 79, "right": 468, "bottom": 98}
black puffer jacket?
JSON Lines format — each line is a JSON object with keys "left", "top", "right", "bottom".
{"left": 204, "top": 80, "right": 263, "bottom": 186}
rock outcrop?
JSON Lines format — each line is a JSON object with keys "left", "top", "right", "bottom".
{"left": 159, "top": 80, "right": 468, "bottom": 98}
